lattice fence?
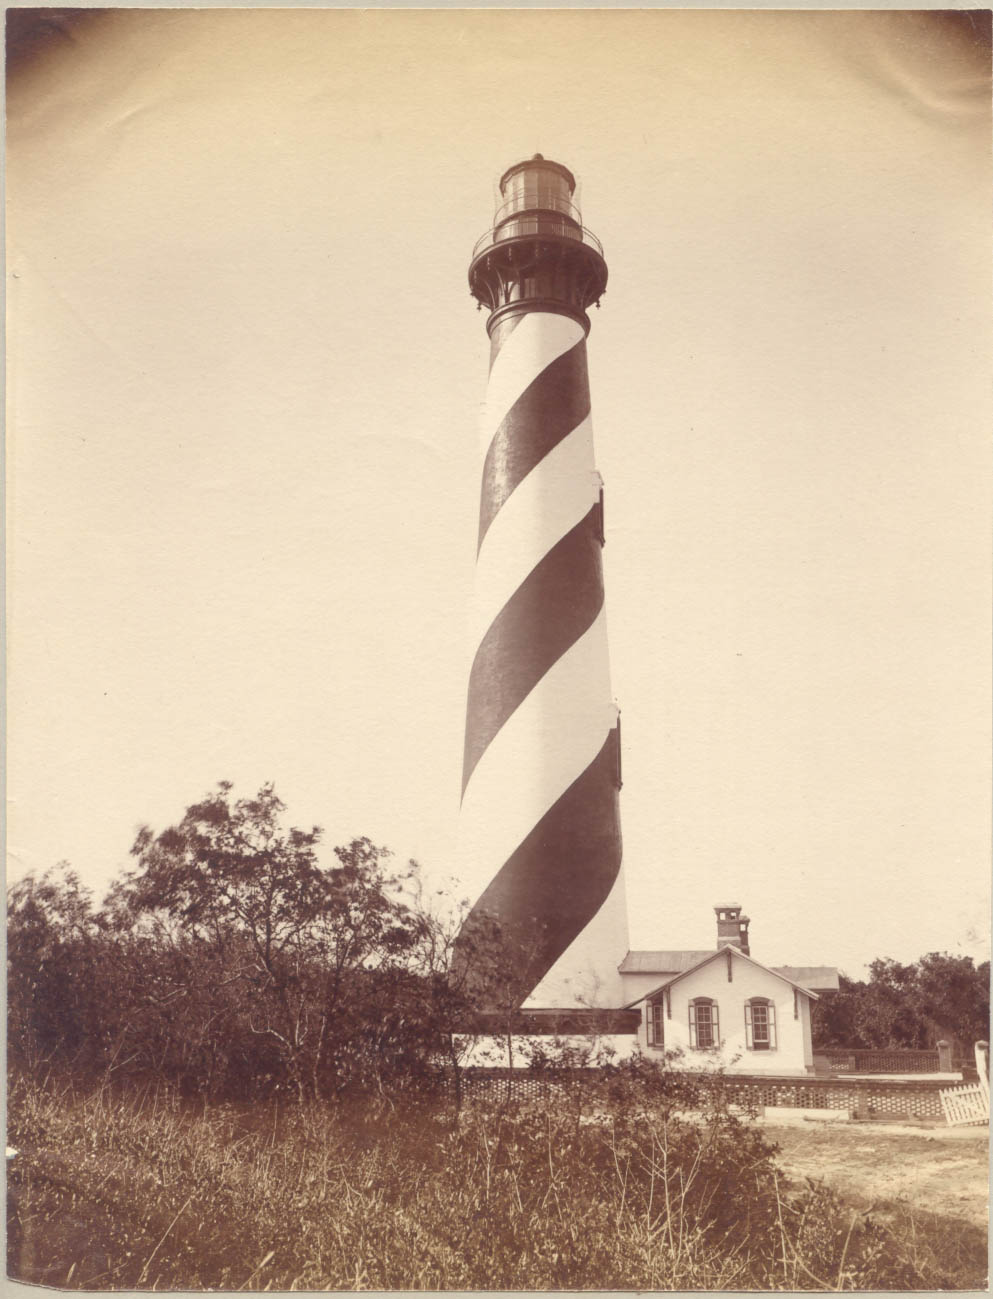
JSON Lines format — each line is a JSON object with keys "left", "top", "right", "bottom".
{"left": 458, "top": 1068, "right": 949, "bottom": 1119}
{"left": 940, "top": 1042, "right": 989, "bottom": 1127}
{"left": 818, "top": 1049, "right": 940, "bottom": 1074}
{"left": 940, "top": 1083, "right": 988, "bottom": 1127}
{"left": 722, "top": 1075, "right": 946, "bottom": 1119}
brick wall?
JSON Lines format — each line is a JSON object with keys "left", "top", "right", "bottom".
{"left": 459, "top": 1067, "right": 948, "bottom": 1119}
{"left": 460, "top": 1067, "right": 596, "bottom": 1105}
{"left": 719, "top": 1073, "right": 946, "bottom": 1119}
{"left": 814, "top": 1048, "right": 941, "bottom": 1074}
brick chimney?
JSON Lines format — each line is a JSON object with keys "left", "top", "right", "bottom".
{"left": 714, "top": 905, "right": 750, "bottom": 957}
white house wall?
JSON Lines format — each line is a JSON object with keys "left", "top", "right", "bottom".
{"left": 619, "top": 970, "right": 672, "bottom": 1006}
{"left": 799, "top": 990, "right": 813, "bottom": 1070}
{"left": 638, "top": 957, "right": 815, "bottom": 1076}
{"left": 454, "top": 1033, "right": 641, "bottom": 1069}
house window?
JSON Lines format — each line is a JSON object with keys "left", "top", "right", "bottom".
{"left": 745, "top": 998, "right": 777, "bottom": 1050}
{"left": 689, "top": 997, "right": 719, "bottom": 1049}
{"left": 646, "top": 1000, "right": 664, "bottom": 1049}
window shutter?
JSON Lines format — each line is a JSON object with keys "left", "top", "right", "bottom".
{"left": 688, "top": 1000, "right": 697, "bottom": 1048}
{"left": 647, "top": 1001, "right": 664, "bottom": 1048}
{"left": 712, "top": 1001, "right": 720, "bottom": 1045}
{"left": 768, "top": 1002, "right": 777, "bottom": 1049}
{"left": 744, "top": 1001, "right": 753, "bottom": 1048}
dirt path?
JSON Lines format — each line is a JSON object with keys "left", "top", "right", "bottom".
{"left": 764, "top": 1120, "right": 989, "bottom": 1227}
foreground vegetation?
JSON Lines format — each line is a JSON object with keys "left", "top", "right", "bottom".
{"left": 12, "top": 780, "right": 987, "bottom": 1115}
{"left": 8, "top": 1069, "right": 987, "bottom": 1291}
{"left": 7, "top": 780, "right": 988, "bottom": 1289}
{"left": 7, "top": 785, "right": 475, "bottom": 1105}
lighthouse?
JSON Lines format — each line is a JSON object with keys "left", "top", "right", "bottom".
{"left": 455, "top": 156, "right": 630, "bottom": 1014}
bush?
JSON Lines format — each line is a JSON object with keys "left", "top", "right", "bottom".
{"left": 8, "top": 791, "right": 470, "bottom": 1102}
{"left": 8, "top": 1066, "right": 986, "bottom": 1290}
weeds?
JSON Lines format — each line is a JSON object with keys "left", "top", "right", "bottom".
{"left": 7, "top": 1070, "right": 987, "bottom": 1290}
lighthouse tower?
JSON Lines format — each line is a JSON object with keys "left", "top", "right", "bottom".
{"left": 455, "top": 155, "right": 629, "bottom": 1012}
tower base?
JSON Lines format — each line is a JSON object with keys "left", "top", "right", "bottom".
{"left": 462, "top": 1007, "right": 641, "bottom": 1036}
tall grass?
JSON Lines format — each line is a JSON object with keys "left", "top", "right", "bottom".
{"left": 7, "top": 1070, "right": 987, "bottom": 1290}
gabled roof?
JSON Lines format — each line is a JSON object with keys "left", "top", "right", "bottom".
{"left": 617, "top": 950, "right": 712, "bottom": 975}
{"left": 772, "top": 965, "right": 839, "bottom": 992}
{"left": 618, "top": 951, "right": 839, "bottom": 992}
{"left": 622, "top": 944, "right": 822, "bottom": 1009}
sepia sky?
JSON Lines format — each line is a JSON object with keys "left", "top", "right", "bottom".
{"left": 7, "top": 8, "right": 991, "bottom": 978}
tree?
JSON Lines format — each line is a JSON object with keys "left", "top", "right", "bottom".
{"left": 809, "top": 973, "right": 865, "bottom": 1047}
{"left": 811, "top": 952, "right": 990, "bottom": 1054}
{"left": 854, "top": 958, "right": 929, "bottom": 1048}
{"left": 7, "top": 866, "right": 104, "bottom": 1075}
{"left": 914, "top": 952, "right": 990, "bottom": 1048}
{"left": 107, "top": 782, "right": 466, "bottom": 1099}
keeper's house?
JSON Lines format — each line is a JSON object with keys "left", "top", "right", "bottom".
{"left": 620, "top": 906, "right": 838, "bottom": 1076}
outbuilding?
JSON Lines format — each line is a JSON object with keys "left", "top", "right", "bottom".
{"left": 619, "top": 905, "right": 839, "bottom": 1075}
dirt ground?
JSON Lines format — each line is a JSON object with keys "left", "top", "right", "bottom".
{"left": 763, "top": 1119, "right": 989, "bottom": 1227}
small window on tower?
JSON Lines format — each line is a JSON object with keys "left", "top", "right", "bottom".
{"left": 591, "top": 473, "right": 605, "bottom": 545}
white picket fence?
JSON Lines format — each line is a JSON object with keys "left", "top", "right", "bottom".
{"left": 939, "top": 1041, "right": 989, "bottom": 1127}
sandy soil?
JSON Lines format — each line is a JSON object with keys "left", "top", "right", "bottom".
{"left": 763, "top": 1120, "right": 989, "bottom": 1227}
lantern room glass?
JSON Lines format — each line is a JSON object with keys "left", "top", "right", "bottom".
{"left": 495, "top": 162, "right": 581, "bottom": 229}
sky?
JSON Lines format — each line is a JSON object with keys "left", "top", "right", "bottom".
{"left": 7, "top": 8, "right": 991, "bottom": 979}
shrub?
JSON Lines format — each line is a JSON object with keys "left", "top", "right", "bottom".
{"left": 8, "top": 1066, "right": 985, "bottom": 1291}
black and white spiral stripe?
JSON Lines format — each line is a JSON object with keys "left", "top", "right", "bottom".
{"left": 455, "top": 311, "right": 626, "bottom": 1009}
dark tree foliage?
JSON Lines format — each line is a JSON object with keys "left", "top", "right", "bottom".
{"left": 811, "top": 953, "right": 990, "bottom": 1054}
{"left": 7, "top": 867, "right": 106, "bottom": 1076}
{"left": 9, "top": 784, "right": 471, "bottom": 1101}
{"left": 11, "top": 784, "right": 988, "bottom": 1099}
